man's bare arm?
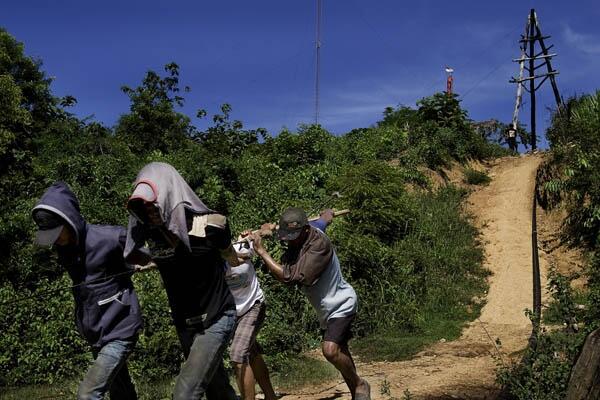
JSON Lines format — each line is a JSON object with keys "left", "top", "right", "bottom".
{"left": 251, "top": 233, "right": 286, "bottom": 282}
{"left": 220, "top": 243, "right": 241, "bottom": 267}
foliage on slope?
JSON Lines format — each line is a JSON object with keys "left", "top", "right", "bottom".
{"left": 499, "top": 92, "right": 600, "bottom": 399}
{"left": 0, "top": 28, "right": 500, "bottom": 385}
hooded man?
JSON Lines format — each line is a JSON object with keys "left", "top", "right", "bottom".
{"left": 124, "top": 162, "right": 239, "bottom": 400}
{"left": 252, "top": 207, "right": 371, "bottom": 400}
{"left": 32, "top": 182, "right": 142, "bottom": 400}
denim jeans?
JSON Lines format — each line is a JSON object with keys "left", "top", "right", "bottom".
{"left": 77, "top": 338, "right": 137, "bottom": 400}
{"left": 174, "top": 309, "right": 237, "bottom": 400}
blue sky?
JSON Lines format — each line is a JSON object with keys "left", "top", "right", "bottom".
{"left": 3, "top": 1, "right": 600, "bottom": 146}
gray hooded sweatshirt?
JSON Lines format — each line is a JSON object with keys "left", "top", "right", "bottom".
{"left": 124, "top": 162, "right": 235, "bottom": 329}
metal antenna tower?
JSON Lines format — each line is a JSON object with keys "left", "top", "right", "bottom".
{"left": 314, "top": 0, "right": 322, "bottom": 125}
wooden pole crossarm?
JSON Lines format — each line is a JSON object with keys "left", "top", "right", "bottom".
{"left": 131, "top": 210, "right": 352, "bottom": 268}
{"left": 519, "top": 35, "right": 551, "bottom": 42}
{"left": 534, "top": 75, "right": 550, "bottom": 91}
{"left": 134, "top": 261, "right": 158, "bottom": 272}
{"left": 512, "top": 53, "right": 556, "bottom": 62}
{"left": 510, "top": 71, "right": 559, "bottom": 83}
{"left": 534, "top": 45, "right": 554, "bottom": 58}
{"left": 234, "top": 209, "right": 351, "bottom": 244}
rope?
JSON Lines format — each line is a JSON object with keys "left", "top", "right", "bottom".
{"left": 529, "top": 175, "right": 542, "bottom": 348}
{"left": 0, "top": 187, "right": 348, "bottom": 304}
{"left": 0, "top": 269, "right": 136, "bottom": 308}
{"left": 475, "top": 317, "right": 507, "bottom": 367}
{"left": 1, "top": 190, "right": 348, "bottom": 305}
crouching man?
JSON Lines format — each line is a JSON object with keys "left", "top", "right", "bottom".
{"left": 32, "top": 182, "right": 142, "bottom": 400}
{"left": 251, "top": 207, "right": 370, "bottom": 400}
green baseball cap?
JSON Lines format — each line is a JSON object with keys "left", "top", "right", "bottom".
{"left": 277, "top": 207, "right": 308, "bottom": 241}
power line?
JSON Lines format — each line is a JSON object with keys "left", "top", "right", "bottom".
{"left": 460, "top": 63, "right": 509, "bottom": 99}
{"left": 347, "top": 0, "right": 520, "bottom": 100}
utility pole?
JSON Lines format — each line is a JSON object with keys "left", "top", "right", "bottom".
{"left": 510, "top": 9, "right": 562, "bottom": 151}
{"left": 510, "top": 9, "right": 563, "bottom": 348}
{"left": 314, "top": 0, "right": 322, "bottom": 125}
{"left": 511, "top": 30, "right": 526, "bottom": 134}
{"left": 528, "top": 10, "right": 537, "bottom": 152}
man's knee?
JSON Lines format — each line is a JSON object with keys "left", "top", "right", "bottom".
{"left": 173, "top": 385, "right": 197, "bottom": 400}
{"left": 231, "top": 361, "right": 245, "bottom": 375}
{"left": 173, "top": 373, "right": 206, "bottom": 400}
{"left": 76, "top": 385, "right": 97, "bottom": 400}
{"left": 322, "top": 341, "right": 341, "bottom": 361}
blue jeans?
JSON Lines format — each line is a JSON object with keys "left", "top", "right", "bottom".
{"left": 174, "top": 309, "right": 237, "bottom": 400}
{"left": 77, "top": 339, "right": 137, "bottom": 400}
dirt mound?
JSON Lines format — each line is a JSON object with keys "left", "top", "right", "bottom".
{"left": 280, "top": 155, "right": 550, "bottom": 400}
{"left": 538, "top": 208, "right": 587, "bottom": 289}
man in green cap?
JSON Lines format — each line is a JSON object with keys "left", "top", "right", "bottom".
{"left": 252, "top": 207, "right": 370, "bottom": 400}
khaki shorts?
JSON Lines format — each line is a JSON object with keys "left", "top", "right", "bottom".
{"left": 230, "top": 301, "right": 266, "bottom": 364}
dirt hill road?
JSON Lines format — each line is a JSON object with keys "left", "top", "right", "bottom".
{"left": 280, "top": 154, "right": 545, "bottom": 400}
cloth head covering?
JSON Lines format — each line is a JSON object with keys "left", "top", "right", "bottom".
{"left": 124, "top": 162, "right": 214, "bottom": 258}
{"left": 32, "top": 182, "right": 86, "bottom": 246}
{"left": 32, "top": 209, "right": 65, "bottom": 246}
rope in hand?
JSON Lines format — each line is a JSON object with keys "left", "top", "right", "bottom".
{"left": 0, "top": 264, "right": 157, "bottom": 308}
{"left": 1, "top": 188, "right": 350, "bottom": 305}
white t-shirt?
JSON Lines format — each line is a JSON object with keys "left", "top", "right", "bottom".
{"left": 225, "top": 241, "right": 265, "bottom": 316}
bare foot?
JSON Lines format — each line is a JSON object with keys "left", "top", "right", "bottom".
{"left": 354, "top": 379, "right": 370, "bottom": 400}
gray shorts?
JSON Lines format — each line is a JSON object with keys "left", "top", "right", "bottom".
{"left": 230, "top": 301, "right": 266, "bottom": 364}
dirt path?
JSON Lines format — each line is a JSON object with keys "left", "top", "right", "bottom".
{"left": 280, "top": 154, "right": 546, "bottom": 400}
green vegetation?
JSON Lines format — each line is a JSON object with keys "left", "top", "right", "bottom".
{"left": 463, "top": 168, "right": 491, "bottom": 186}
{"left": 270, "top": 356, "right": 339, "bottom": 390}
{"left": 499, "top": 91, "right": 600, "bottom": 399}
{"left": 354, "top": 307, "right": 480, "bottom": 362}
{"left": 0, "top": 356, "right": 335, "bottom": 400}
{"left": 0, "top": 28, "right": 505, "bottom": 391}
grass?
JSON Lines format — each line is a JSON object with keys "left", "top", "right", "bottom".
{"left": 0, "top": 379, "right": 175, "bottom": 400}
{"left": 463, "top": 168, "right": 491, "bottom": 186}
{"left": 0, "top": 355, "right": 338, "bottom": 399}
{"left": 353, "top": 305, "right": 483, "bottom": 362}
{"left": 270, "top": 354, "right": 338, "bottom": 391}
{"left": 0, "top": 381, "right": 79, "bottom": 400}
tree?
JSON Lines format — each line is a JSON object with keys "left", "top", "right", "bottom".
{"left": 0, "top": 29, "right": 68, "bottom": 285}
{"left": 0, "top": 29, "right": 56, "bottom": 124}
{"left": 472, "top": 119, "right": 530, "bottom": 150}
{"left": 115, "top": 62, "right": 195, "bottom": 155}
{"left": 416, "top": 92, "right": 469, "bottom": 130}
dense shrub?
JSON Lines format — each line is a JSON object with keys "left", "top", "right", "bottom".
{"left": 0, "top": 28, "right": 498, "bottom": 386}
{"left": 537, "top": 92, "right": 600, "bottom": 247}
{"left": 497, "top": 270, "right": 586, "bottom": 400}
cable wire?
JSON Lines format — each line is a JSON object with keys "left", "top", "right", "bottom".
{"left": 0, "top": 269, "right": 136, "bottom": 308}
